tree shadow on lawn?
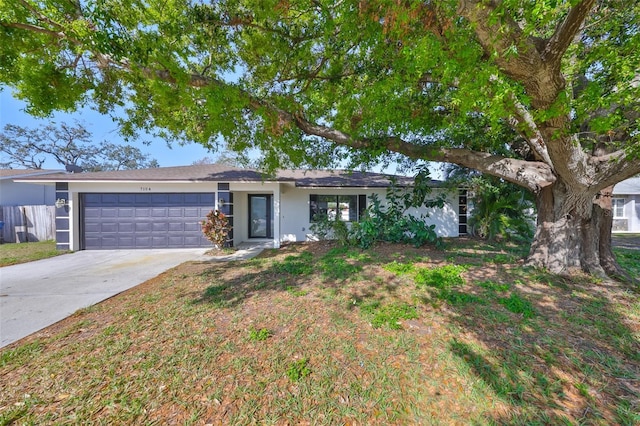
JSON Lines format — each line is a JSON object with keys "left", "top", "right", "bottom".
{"left": 191, "top": 244, "right": 371, "bottom": 308}
{"left": 441, "top": 266, "right": 640, "bottom": 424}
{"left": 190, "top": 240, "right": 639, "bottom": 424}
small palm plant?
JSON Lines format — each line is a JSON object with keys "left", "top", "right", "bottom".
{"left": 468, "top": 179, "right": 535, "bottom": 242}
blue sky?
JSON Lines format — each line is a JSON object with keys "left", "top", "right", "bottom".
{"left": 0, "top": 89, "right": 216, "bottom": 169}
{"left": 1, "top": 88, "right": 437, "bottom": 177}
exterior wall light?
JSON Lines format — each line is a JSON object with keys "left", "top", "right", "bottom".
{"left": 218, "top": 198, "right": 226, "bottom": 210}
{"left": 55, "top": 198, "right": 68, "bottom": 208}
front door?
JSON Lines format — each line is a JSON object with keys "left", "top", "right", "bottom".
{"left": 249, "top": 194, "right": 273, "bottom": 238}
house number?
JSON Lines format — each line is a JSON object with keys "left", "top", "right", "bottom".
{"left": 140, "top": 187, "right": 152, "bottom": 191}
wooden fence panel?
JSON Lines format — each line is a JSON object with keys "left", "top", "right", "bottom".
{"left": 0, "top": 205, "right": 56, "bottom": 243}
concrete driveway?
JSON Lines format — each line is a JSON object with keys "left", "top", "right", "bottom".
{"left": 0, "top": 249, "right": 209, "bottom": 348}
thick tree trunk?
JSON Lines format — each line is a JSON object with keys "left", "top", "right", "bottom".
{"left": 526, "top": 181, "right": 628, "bottom": 279}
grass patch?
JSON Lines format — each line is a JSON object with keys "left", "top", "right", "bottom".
{"left": 414, "top": 265, "right": 466, "bottom": 289}
{"left": 614, "top": 248, "right": 640, "bottom": 277}
{"left": 0, "top": 240, "right": 68, "bottom": 267}
{"left": 499, "top": 292, "right": 536, "bottom": 318}
{"left": 286, "top": 357, "right": 311, "bottom": 381}
{"left": 248, "top": 327, "right": 272, "bottom": 342}
{"left": 1, "top": 239, "right": 638, "bottom": 424}
{"left": 272, "top": 251, "right": 314, "bottom": 275}
{"left": 359, "top": 301, "right": 419, "bottom": 329}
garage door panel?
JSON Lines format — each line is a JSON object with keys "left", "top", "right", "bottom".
{"left": 183, "top": 208, "right": 199, "bottom": 217}
{"left": 98, "top": 208, "right": 118, "bottom": 218}
{"left": 119, "top": 223, "right": 134, "bottom": 232}
{"left": 135, "top": 208, "right": 151, "bottom": 217}
{"left": 101, "top": 222, "right": 118, "bottom": 233}
{"left": 152, "top": 222, "right": 168, "bottom": 232}
{"left": 184, "top": 222, "right": 201, "bottom": 232}
{"left": 118, "top": 194, "right": 136, "bottom": 204}
{"left": 135, "top": 222, "right": 152, "bottom": 232}
{"left": 151, "top": 208, "right": 168, "bottom": 217}
{"left": 118, "top": 208, "right": 134, "bottom": 217}
{"left": 168, "top": 222, "right": 184, "bottom": 231}
{"left": 83, "top": 193, "right": 214, "bottom": 249}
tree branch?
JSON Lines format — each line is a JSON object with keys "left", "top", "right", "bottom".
{"left": 458, "top": 0, "right": 564, "bottom": 109}
{"left": 542, "top": 0, "right": 596, "bottom": 66}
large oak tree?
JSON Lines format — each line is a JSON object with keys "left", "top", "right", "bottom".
{"left": 1, "top": 0, "right": 638, "bottom": 277}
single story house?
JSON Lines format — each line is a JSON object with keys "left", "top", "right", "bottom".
{"left": 612, "top": 176, "right": 640, "bottom": 233}
{"left": 0, "top": 169, "right": 61, "bottom": 206}
{"left": 16, "top": 164, "right": 465, "bottom": 251}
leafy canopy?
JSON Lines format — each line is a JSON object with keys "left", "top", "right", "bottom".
{"left": 0, "top": 0, "right": 638, "bottom": 182}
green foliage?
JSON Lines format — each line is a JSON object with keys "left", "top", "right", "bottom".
{"left": 415, "top": 265, "right": 466, "bottom": 290}
{"left": 614, "top": 248, "right": 640, "bottom": 278}
{"left": 383, "top": 261, "right": 416, "bottom": 276}
{"left": 201, "top": 209, "right": 231, "bottom": 248}
{"left": 478, "top": 280, "right": 510, "bottom": 293}
{"left": 359, "top": 301, "right": 419, "bottom": 330}
{"left": 309, "top": 213, "right": 333, "bottom": 241}
{"left": 352, "top": 179, "right": 444, "bottom": 249}
{"left": 318, "top": 250, "right": 362, "bottom": 281}
{"left": 286, "top": 358, "right": 311, "bottom": 381}
{"left": 3, "top": 0, "right": 640, "bottom": 277}
{"left": 499, "top": 293, "right": 536, "bottom": 319}
{"left": 248, "top": 327, "right": 272, "bottom": 342}
{"left": 467, "top": 178, "right": 535, "bottom": 243}
{"left": 310, "top": 176, "right": 444, "bottom": 250}
{"left": 272, "top": 252, "right": 314, "bottom": 275}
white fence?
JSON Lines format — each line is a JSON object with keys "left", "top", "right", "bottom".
{"left": 0, "top": 205, "right": 56, "bottom": 243}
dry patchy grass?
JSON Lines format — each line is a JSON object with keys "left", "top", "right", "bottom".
{"left": 1, "top": 239, "right": 638, "bottom": 425}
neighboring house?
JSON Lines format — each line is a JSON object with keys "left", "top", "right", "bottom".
{"left": 16, "top": 164, "right": 464, "bottom": 251}
{"left": 1, "top": 169, "right": 62, "bottom": 243}
{"left": 0, "top": 169, "right": 60, "bottom": 206}
{"left": 612, "top": 176, "right": 640, "bottom": 233}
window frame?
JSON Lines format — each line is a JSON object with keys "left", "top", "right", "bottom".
{"left": 309, "top": 194, "right": 367, "bottom": 222}
{"left": 612, "top": 198, "right": 625, "bottom": 218}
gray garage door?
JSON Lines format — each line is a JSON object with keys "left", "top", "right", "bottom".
{"left": 82, "top": 193, "right": 215, "bottom": 249}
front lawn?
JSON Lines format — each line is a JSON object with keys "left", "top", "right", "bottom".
{"left": 0, "top": 240, "right": 67, "bottom": 267}
{"left": 0, "top": 240, "right": 638, "bottom": 424}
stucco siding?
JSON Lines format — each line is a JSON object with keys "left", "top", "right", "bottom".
{"left": 279, "top": 187, "right": 459, "bottom": 242}
{"left": 0, "top": 181, "right": 55, "bottom": 206}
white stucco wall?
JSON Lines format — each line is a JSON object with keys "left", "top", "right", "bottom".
{"left": 279, "top": 186, "right": 459, "bottom": 243}
{"left": 0, "top": 180, "right": 56, "bottom": 206}
{"left": 56, "top": 180, "right": 460, "bottom": 250}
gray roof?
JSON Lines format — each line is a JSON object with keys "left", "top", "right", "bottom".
{"left": 613, "top": 176, "right": 640, "bottom": 195}
{"left": 14, "top": 164, "right": 437, "bottom": 188}
{"left": 0, "top": 169, "right": 64, "bottom": 180}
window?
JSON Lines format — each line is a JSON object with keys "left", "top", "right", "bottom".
{"left": 310, "top": 195, "right": 367, "bottom": 222}
{"left": 612, "top": 198, "right": 625, "bottom": 218}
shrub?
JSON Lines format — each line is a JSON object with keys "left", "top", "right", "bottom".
{"left": 308, "top": 170, "right": 445, "bottom": 249}
{"left": 201, "top": 209, "right": 231, "bottom": 248}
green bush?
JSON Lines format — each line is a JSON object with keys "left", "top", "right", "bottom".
{"left": 308, "top": 172, "right": 445, "bottom": 249}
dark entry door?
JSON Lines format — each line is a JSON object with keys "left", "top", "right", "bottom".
{"left": 248, "top": 194, "right": 273, "bottom": 238}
